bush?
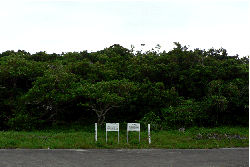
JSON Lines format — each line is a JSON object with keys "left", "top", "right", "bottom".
{"left": 138, "top": 111, "right": 163, "bottom": 131}
{"left": 161, "top": 99, "right": 202, "bottom": 129}
{"left": 7, "top": 112, "right": 43, "bottom": 131}
{"left": 138, "top": 99, "right": 206, "bottom": 130}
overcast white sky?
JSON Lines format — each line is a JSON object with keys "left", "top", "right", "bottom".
{"left": 0, "top": 1, "right": 249, "bottom": 57}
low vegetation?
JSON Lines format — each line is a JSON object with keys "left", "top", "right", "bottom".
{"left": 0, "top": 124, "right": 248, "bottom": 149}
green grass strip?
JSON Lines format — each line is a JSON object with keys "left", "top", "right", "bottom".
{"left": 0, "top": 126, "right": 248, "bottom": 149}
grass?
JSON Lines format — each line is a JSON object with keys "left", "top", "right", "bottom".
{"left": 0, "top": 124, "right": 248, "bottom": 149}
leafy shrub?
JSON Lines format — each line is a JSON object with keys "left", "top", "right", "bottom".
{"left": 161, "top": 99, "right": 202, "bottom": 129}
{"left": 7, "top": 112, "right": 43, "bottom": 131}
{"left": 138, "top": 99, "right": 205, "bottom": 130}
{"left": 138, "top": 111, "right": 163, "bottom": 131}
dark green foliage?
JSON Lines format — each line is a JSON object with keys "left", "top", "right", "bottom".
{"left": 76, "top": 79, "right": 138, "bottom": 125}
{"left": 0, "top": 43, "right": 248, "bottom": 130}
{"left": 25, "top": 51, "right": 61, "bottom": 62}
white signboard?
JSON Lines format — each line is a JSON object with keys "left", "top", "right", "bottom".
{"left": 127, "top": 123, "right": 140, "bottom": 143}
{"left": 106, "top": 123, "right": 119, "bottom": 142}
{"left": 127, "top": 123, "right": 140, "bottom": 131}
{"left": 106, "top": 123, "right": 119, "bottom": 131}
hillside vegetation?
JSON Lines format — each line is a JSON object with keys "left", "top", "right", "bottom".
{"left": 0, "top": 43, "right": 248, "bottom": 131}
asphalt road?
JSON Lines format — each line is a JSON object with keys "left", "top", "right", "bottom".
{"left": 0, "top": 148, "right": 248, "bottom": 167}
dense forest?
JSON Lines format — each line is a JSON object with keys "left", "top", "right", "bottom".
{"left": 0, "top": 43, "right": 249, "bottom": 130}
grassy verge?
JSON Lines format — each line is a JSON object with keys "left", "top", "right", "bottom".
{"left": 0, "top": 125, "right": 248, "bottom": 149}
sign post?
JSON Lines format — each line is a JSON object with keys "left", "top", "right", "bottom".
{"left": 127, "top": 123, "right": 140, "bottom": 143}
{"left": 95, "top": 123, "right": 97, "bottom": 142}
{"left": 148, "top": 124, "right": 151, "bottom": 144}
{"left": 106, "top": 123, "right": 119, "bottom": 142}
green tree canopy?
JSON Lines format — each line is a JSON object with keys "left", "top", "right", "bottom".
{"left": 76, "top": 79, "right": 137, "bottom": 125}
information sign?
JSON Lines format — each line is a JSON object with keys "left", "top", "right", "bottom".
{"left": 106, "top": 123, "right": 119, "bottom": 142}
{"left": 127, "top": 123, "right": 140, "bottom": 131}
{"left": 127, "top": 123, "right": 140, "bottom": 143}
{"left": 106, "top": 123, "right": 119, "bottom": 131}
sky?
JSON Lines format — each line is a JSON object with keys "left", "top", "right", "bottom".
{"left": 0, "top": 1, "right": 249, "bottom": 57}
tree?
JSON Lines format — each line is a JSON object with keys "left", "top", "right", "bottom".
{"left": 26, "top": 51, "right": 60, "bottom": 62}
{"left": 76, "top": 79, "right": 137, "bottom": 125}
{"left": 0, "top": 54, "right": 47, "bottom": 130}
{"left": 21, "top": 62, "right": 79, "bottom": 124}
{"left": 0, "top": 54, "right": 46, "bottom": 93}
{"left": 0, "top": 43, "right": 248, "bottom": 130}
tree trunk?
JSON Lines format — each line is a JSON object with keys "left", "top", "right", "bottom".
{"left": 97, "top": 115, "right": 101, "bottom": 126}
{"left": 97, "top": 115, "right": 106, "bottom": 126}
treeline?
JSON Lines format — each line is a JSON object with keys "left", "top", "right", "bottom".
{"left": 0, "top": 43, "right": 248, "bottom": 130}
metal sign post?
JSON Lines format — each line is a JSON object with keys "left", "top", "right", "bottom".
{"left": 148, "top": 124, "right": 151, "bottom": 144}
{"left": 127, "top": 123, "right": 140, "bottom": 143}
{"left": 95, "top": 123, "right": 97, "bottom": 142}
{"left": 106, "top": 123, "right": 119, "bottom": 142}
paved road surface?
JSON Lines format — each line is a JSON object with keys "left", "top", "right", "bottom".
{"left": 0, "top": 148, "right": 248, "bottom": 167}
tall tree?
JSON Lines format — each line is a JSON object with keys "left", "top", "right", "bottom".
{"left": 21, "top": 62, "right": 79, "bottom": 124}
{"left": 76, "top": 79, "right": 137, "bottom": 125}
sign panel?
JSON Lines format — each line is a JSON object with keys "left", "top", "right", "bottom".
{"left": 106, "top": 123, "right": 119, "bottom": 142}
{"left": 127, "top": 123, "right": 140, "bottom": 131}
{"left": 106, "top": 123, "right": 119, "bottom": 131}
{"left": 127, "top": 123, "right": 140, "bottom": 143}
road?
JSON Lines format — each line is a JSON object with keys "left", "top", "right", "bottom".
{"left": 0, "top": 148, "right": 248, "bottom": 167}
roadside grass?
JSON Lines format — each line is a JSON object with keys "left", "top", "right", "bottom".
{"left": 0, "top": 125, "right": 248, "bottom": 149}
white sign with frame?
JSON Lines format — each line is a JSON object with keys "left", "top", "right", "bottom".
{"left": 127, "top": 123, "right": 140, "bottom": 143}
{"left": 106, "top": 123, "right": 119, "bottom": 142}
